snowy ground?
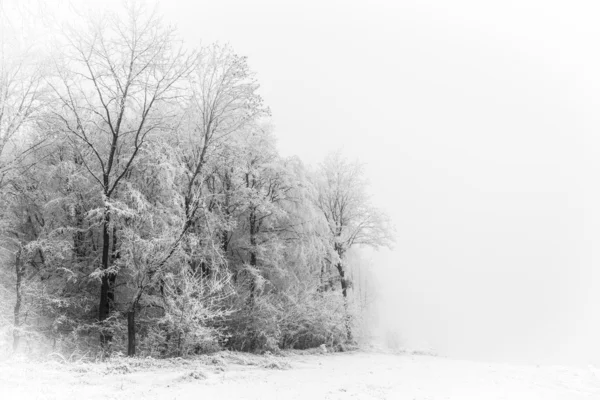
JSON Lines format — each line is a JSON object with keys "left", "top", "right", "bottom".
{"left": 1, "top": 349, "right": 599, "bottom": 399}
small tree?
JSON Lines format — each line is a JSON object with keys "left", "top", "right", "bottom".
{"left": 314, "top": 152, "right": 394, "bottom": 340}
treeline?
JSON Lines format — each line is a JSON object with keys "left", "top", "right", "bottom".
{"left": 0, "top": 3, "right": 393, "bottom": 357}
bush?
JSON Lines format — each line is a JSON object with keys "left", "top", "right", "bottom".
{"left": 223, "top": 289, "right": 350, "bottom": 352}
{"left": 278, "top": 291, "right": 348, "bottom": 349}
{"left": 223, "top": 295, "right": 281, "bottom": 352}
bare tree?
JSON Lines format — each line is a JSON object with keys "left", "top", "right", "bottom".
{"left": 49, "top": 2, "right": 194, "bottom": 345}
{"left": 177, "top": 43, "right": 268, "bottom": 221}
{"left": 0, "top": 45, "right": 47, "bottom": 188}
{"left": 315, "top": 152, "right": 394, "bottom": 340}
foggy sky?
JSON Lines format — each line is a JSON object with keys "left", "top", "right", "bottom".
{"left": 161, "top": 0, "right": 599, "bottom": 366}
{"left": 8, "top": 0, "right": 600, "bottom": 366}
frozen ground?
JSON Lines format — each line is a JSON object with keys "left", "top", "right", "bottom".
{"left": 1, "top": 349, "right": 599, "bottom": 399}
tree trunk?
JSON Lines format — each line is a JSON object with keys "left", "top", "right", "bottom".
{"left": 13, "top": 249, "right": 23, "bottom": 352}
{"left": 249, "top": 252, "right": 257, "bottom": 299}
{"left": 336, "top": 261, "right": 353, "bottom": 341}
{"left": 127, "top": 310, "right": 136, "bottom": 356}
{"left": 336, "top": 262, "right": 348, "bottom": 298}
{"left": 162, "top": 331, "right": 171, "bottom": 357}
{"left": 221, "top": 230, "right": 229, "bottom": 253}
{"left": 318, "top": 262, "right": 326, "bottom": 292}
{"left": 99, "top": 205, "right": 112, "bottom": 345}
{"left": 248, "top": 210, "right": 257, "bottom": 303}
{"left": 73, "top": 202, "right": 86, "bottom": 260}
{"left": 108, "top": 225, "right": 119, "bottom": 320}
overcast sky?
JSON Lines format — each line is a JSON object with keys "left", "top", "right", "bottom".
{"left": 5, "top": 0, "right": 600, "bottom": 366}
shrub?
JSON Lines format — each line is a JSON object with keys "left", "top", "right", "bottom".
{"left": 223, "top": 288, "right": 351, "bottom": 352}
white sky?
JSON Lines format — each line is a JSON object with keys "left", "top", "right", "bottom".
{"left": 4, "top": 0, "right": 600, "bottom": 366}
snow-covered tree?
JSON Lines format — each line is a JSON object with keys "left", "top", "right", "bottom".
{"left": 48, "top": 2, "right": 193, "bottom": 344}
{"left": 314, "top": 152, "right": 394, "bottom": 339}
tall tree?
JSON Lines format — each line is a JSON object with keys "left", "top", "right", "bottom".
{"left": 117, "top": 42, "right": 267, "bottom": 356}
{"left": 0, "top": 38, "right": 48, "bottom": 188}
{"left": 176, "top": 43, "right": 268, "bottom": 225}
{"left": 49, "top": 2, "right": 193, "bottom": 344}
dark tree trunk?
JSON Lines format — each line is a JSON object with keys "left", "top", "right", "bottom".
{"left": 73, "top": 202, "right": 86, "bottom": 260}
{"left": 245, "top": 172, "right": 259, "bottom": 303}
{"left": 221, "top": 173, "right": 231, "bottom": 255}
{"left": 99, "top": 205, "right": 112, "bottom": 345}
{"left": 335, "top": 245, "right": 353, "bottom": 341}
{"left": 108, "top": 225, "right": 119, "bottom": 316}
{"left": 71, "top": 155, "right": 86, "bottom": 261}
{"left": 199, "top": 261, "right": 210, "bottom": 278}
{"left": 127, "top": 310, "right": 136, "bottom": 356}
{"left": 248, "top": 209, "right": 257, "bottom": 302}
{"left": 249, "top": 250, "right": 257, "bottom": 297}
{"left": 221, "top": 230, "right": 229, "bottom": 253}
{"left": 13, "top": 249, "right": 23, "bottom": 352}
{"left": 318, "top": 262, "right": 326, "bottom": 292}
{"left": 162, "top": 331, "right": 172, "bottom": 357}
{"left": 336, "top": 262, "right": 348, "bottom": 299}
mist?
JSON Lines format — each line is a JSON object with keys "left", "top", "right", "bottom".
{"left": 164, "top": 0, "right": 597, "bottom": 366}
